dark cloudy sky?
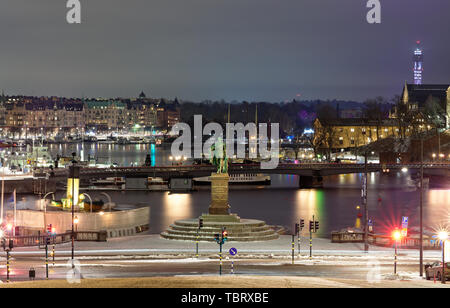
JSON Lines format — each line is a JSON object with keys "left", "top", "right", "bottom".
{"left": 0, "top": 0, "right": 449, "bottom": 102}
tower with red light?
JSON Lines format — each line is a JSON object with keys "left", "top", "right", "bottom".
{"left": 413, "top": 41, "right": 424, "bottom": 85}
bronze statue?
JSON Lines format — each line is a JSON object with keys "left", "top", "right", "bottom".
{"left": 210, "top": 138, "right": 228, "bottom": 174}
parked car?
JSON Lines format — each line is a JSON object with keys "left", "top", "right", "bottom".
{"left": 425, "top": 261, "right": 450, "bottom": 281}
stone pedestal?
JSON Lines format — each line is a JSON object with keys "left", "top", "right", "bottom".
{"left": 209, "top": 173, "right": 231, "bottom": 215}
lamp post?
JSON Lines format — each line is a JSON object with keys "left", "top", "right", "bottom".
{"left": 419, "top": 137, "right": 424, "bottom": 277}
{"left": 438, "top": 231, "right": 448, "bottom": 284}
{"left": 81, "top": 193, "right": 93, "bottom": 213}
{"left": 74, "top": 216, "right": 79, "bottom": 232}
{"left": 69, "top": 152, "right": 78, "bottom": 268}
{"left": 392, "top": 229, "right": 402, "bottom": 274}
{"left": 100, "top": 192, "right": 112, "bottom": 212}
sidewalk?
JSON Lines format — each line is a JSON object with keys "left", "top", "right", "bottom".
{"left": 2, "top": 234, "right": 442, "bottom": 259}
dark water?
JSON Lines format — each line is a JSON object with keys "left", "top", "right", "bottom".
{"left": 12, "top": 143, "right": 450, "bottom": 237}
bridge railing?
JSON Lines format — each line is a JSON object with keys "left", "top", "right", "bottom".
{"left": 44, "top": 161, "right": 450, "bottom": 178}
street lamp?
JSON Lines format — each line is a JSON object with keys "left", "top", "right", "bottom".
{"left": 74, "top": 216, "right": 79, "bottom": 232}
{"left": 392, "top": 229, "right": 402, "bottom": 274}
{"left": 438, "top": 231, "right": 448, "bottom": 284}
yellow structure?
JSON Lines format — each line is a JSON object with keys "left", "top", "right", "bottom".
{"left": 313, "top": 118, "right": 402, "bottom": 151}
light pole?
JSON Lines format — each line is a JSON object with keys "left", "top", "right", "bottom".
{"left": 419, "top": 137, "right": 424, "bottom": 277}
{"left": 81, "top": 193, "right": 93, "bottom": 213}
{"left": 363, "top": 152, "right": 369, "bottom": 252}
{"left": 70, "top": 152, "right": 78, "bottom": 267}
{"left": 100, "top": 192, "right": 112, "bottom": 212}
{"left": 41, "top": 192, "right": 55, "bottom": 231}
{"left": 438, "top": 231, "right": 448, "bottom": 284}
{"left": 392, "top": 229, "right": 402, "bottom": 275}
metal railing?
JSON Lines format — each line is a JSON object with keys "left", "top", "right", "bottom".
{"left": 3, "top": 231, "right": 107, "bottom": 248}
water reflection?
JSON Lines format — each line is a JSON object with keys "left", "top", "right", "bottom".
{"left": 160, "top": 192, "right": 193, "bottom": 229}
{"left": 11, "top": 144, "right": 450, "bottom": 237}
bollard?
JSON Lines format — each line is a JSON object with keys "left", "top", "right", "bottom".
{"left": 291, "top": 235, "right": 295, "bottom": 264}
{"left": 29, "top": 267, "right": 36, "bottom": 281}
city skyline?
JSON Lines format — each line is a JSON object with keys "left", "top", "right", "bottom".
{"left": 0, "top": 1, "right": 449, "bottom": 103}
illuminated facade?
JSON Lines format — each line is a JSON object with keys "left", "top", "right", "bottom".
{"left": 413, "top": 41, "right": 424, "bottom": 85}
{"left": 313, "top": 118, "right": 403, "bottom": 151}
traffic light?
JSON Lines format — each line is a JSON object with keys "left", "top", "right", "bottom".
{"left": 300, "top": 219, "right": 305, "bottom": 230}
{"left": 51, "top": 227, "right": 56, "bottom": 235}
{"left": 314, "top": 221, "right": 319, "bottom": 232}
{"left": 8, "top": 239, "right": 13, "bottom": 250}
{"left": 199, "top": 218, "right": 203, "bottom": 229}
{"left": 295, "top": 223, "right": 299, "bottom": 235}
{"left": 1, "top": 238, "right": 5, "bottom": 250}
{"left": 46, "top": 224, "right": 52, "bottom": 234}
{"left": 309, "top": 221, "right": 314, "bottom": 232}
{"left": 222, "top": 229, "right": 228, "bottom": 242}
{"left": 214, "top": 233, "right": 220, "bottom": 243}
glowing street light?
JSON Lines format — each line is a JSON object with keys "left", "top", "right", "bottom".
{"left": 74, "top": 216, "right": 79, "bottom": 232}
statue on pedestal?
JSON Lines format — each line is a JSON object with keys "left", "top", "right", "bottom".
{"left": 210, "top": 138, "right": 228, "bottom": 174}
{"left": 208, "top": 139, "right": 232, "bottom": 216}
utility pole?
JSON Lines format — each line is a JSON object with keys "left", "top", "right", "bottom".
{"left": 70, "top": 152, "right": 77, "bottom": 268}
{"left": 419, "top": 137, "right": 424, "bottom": 276}
{"left": 364, "top": 152, "right": 369, "bottom": 252}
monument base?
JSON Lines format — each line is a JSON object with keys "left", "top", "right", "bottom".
{"left": 209, "top": 173, "right": 230, "bottom": 215}
{"left": 161, "top": 216, "right": 279, "bottom": 242}
{"left": 200, "top": 213, "right": 241, "bottom": 223}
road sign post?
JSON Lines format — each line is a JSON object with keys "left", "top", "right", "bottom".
{"left": 229, "top": 248, "right": 237, "bottom": 274}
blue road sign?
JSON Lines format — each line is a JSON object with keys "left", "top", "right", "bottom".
{"left": 229, "top": 247, "right": 237, "bottom": 256}
{"left": 402, "top": 216, "right": 409, "bottom": 228}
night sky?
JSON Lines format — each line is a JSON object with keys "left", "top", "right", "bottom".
{"left": 0, "top": 0, "right": 449, "bottom": 102}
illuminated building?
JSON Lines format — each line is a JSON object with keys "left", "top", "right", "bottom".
{"left": 413, "top": 41, "right": 424, "bottom": 85}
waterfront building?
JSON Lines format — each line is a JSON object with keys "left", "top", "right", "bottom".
{"left": 313, "top": 118, "right": 402, "bottom": 151}
{"left": 85, "top": 100, "right": 126, "bottom": 131}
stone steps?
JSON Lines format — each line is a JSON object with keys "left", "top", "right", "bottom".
{"left": 161, "top": 217, "right": 280, "bottom": 242}
{"left": 160, "top": 231, "right": 279, "bottom": 242}
{"left": 169, "top": 224, "right": 272, "bottom": 233}
{"left": 166, "top": 228, "right": 276, "bottom": 237}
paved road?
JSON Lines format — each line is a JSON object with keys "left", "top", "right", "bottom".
{"left": 0, "top": 234, "right": 444, "bottom": 285}
{"left": 0, "top": 256, "right": 444, "bottom": 286}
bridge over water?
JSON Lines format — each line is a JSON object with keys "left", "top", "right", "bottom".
{"left": 45, "top": 163, "right": 450, "bottom": 189}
